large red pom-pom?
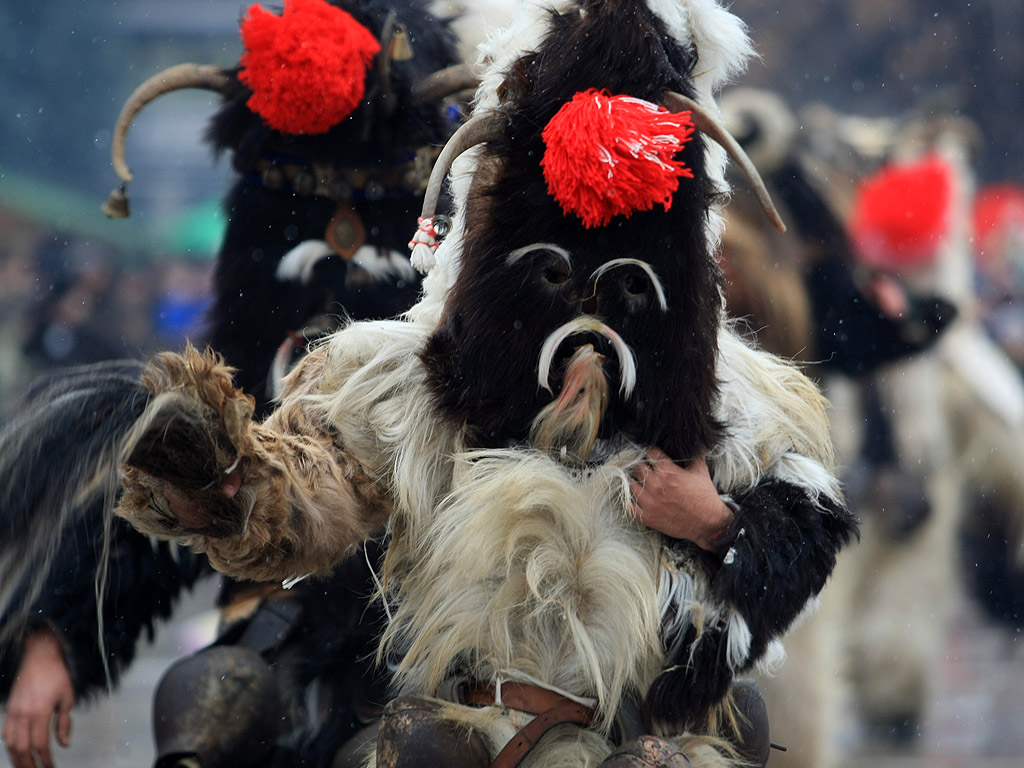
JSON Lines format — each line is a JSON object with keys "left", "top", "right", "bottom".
{"left": 239, "top": 0, "right": 381, "bottom": 135}
{"left": 849, "top": 154, "right": 955, "bottom": 271}
{"left": 541, "top": 90, "right": 696, "bottom": 229}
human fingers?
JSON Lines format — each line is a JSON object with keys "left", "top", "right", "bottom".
{"left": 3, "top": 713, "right": 35, "bottom": 768}
{"left": 30, "top": 712, "right": 55, "bottom": 768}
{"left": 56, "top": 697, "right": 73, "bottom": 748}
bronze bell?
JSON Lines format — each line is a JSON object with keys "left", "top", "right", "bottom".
{"left": 390, "top": 25, "right": 414, "bottom": 62}
{"left": 102, "top": 185, "right": 130, "bottom": 219}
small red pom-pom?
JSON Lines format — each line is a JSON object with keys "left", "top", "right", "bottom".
{"left": 239, "top": 0, "right": 381, "bottom": 135}
{"left": 541, "top": 89, "right": 696, "bottom": 229}
{"left": 849, "top": 154, "right": 955, "bottom": 271}
{"left": 973, "top": 184, "right": 1024, "bottom": 263}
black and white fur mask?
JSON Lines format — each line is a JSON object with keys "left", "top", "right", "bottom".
{"left": 411, "top": 0, "right": 767, "bottom": 462}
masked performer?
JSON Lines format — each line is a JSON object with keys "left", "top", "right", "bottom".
{"left": 2, "top": 1, "right": 856, "bottom": 767}
{"left": 0, "top": 1, "right": 469, "bottom": 767}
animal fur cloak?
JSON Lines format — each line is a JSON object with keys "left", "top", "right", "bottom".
{"left": 2, "top": 1, "right": 855, "bottom": 766}
{"left": 1, "top": 3, "right": 463, "bottom": 760}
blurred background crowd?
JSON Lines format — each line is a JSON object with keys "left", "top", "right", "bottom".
{"left": 1, "top": 1, "right": 1023, "bottom": 768}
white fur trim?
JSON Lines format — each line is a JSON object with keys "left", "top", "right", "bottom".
{"left": 276, "top": 239, "right": 334, "bottom": 283}
{"left": 939, "top": 321, "right": 1024, "bottom": 428}
{"left": 351, "top": 245, "right": 419, "bottom": 283}
{"left": 755, "top": 638, "right": 786, "bottom": 676}
{"left": 710, "top": 323, "right": 839, "bottom": 504}
{"left": 725, "top": 610, "right": 753, "bottom": 671}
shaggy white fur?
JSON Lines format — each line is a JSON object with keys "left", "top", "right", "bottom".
{"left": 252, "top": 309, "right": 836, "bottom": 766}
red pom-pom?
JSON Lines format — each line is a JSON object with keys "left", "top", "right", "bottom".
{"left": 849, "top": 154, "right": 955, "bottom": 271}
{"left": 973, "top": 184, "right": 1024, "bottom": 263}
{"left": 541, "top": 90, "right": 696, "bottom": 229}
{"left": 239, "top": 0, "right": 381, "bottom": 135}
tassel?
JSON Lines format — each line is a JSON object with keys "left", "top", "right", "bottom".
{"left": 408, "top": 216, "right": 449, "bottom": 273}
{"left": 541, "top": 89, "right": 696, "bottom": 228}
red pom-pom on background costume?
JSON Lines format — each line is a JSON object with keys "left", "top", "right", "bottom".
{"left": 239, "top": 0, "right": 381, "bottom": 135}
{"left": 848, "top": 153, "right": 955, "bottom": 272}
{"left": 973, "top": 184, "right": 1024, "bottom": 264}
{"left": 541, "top": 90, "right": 696, "bottom": 229}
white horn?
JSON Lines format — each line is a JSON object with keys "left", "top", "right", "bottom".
{"left": 664, "top": 91, "right": 787, "bottom": 233}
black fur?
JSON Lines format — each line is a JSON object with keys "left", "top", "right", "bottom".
{"left": 209, "top": 185, "right": 422, "bottom": 403}
{"left": 0, "top": 0, "right": 461, "bottom": 725}
{"left": 205, "top": 0, "right": 461, "bottom": 406}
{"left": 714, "top": 482, "right": 858, "bottom": 660}
{"left": 0, "top": 517, "right": 207, "bottom": 701}
{"left": 0, "top": 363, "right": 153, "bottom": 651}
{"left": 423, "top": 0, "right": 724, "bottom": 460}
{"left": 647, "top": 480, "right": 858, "bottom": 730}
{"left": 959, "top": 488, "right": 1024, "bottom": 632}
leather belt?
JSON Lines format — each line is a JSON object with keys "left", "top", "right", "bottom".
{"left": 461, "top": 682, "right": 595, "bottom": 768}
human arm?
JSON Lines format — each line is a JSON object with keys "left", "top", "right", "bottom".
{"left": 0, "top": 511, "right": 209, "bottom": 768}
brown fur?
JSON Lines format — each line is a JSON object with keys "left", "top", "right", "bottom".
{"left": 117, "top": 345, "right": 392, "bottom": 582}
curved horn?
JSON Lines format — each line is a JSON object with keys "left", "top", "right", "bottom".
{"left": 110, "top": 63, "right": 231, "bottom": 184}
{"left": 663, "top": 91, "right": 786, "bottom": 233}
{"left": 103, "top": 63, "right": 230, "bottom": 219}
{"left": 413, "top": 64, "right": 479, "bottom": 103}
{"left": 375, "top": 11, "right": 400, "bottom": 118}
{"left": 420, "top": 111, "right": 506, "bottom": 219}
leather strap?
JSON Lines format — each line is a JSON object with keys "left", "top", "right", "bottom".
{"left": 461, "top": 681, "right": 590, "bottom": 716}
{"left": 491, "top": 700, "right": 594, "bottom": 768}
{"left": 461, "top": 682, "right": 595, "bottom": 768}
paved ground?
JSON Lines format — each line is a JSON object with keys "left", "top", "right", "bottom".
{"left": 12, "top": 580, "right": 1024, "bottom": 768}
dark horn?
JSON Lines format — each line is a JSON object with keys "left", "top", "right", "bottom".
{"left": 375, "top": 11, "right": 401, "bottom": 117}
{"left": 420, "top": 111, "right": 506, "bottom": 219}
{"left": 663, "top": 91, "right": 787, "bottom": 233}
{"left": 413, "top": 64, "right": 479, "bottom": 103}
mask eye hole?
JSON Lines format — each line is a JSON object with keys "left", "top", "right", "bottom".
{"left": 507, "top": 243, "right": 573, "bottom": 288}
{"left": 544, "top": 261, "right": 571, "bottom": 285}
{"left": 623, "top": 273, "right": 649, "bottom": 296}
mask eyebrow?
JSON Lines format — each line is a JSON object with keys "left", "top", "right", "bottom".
{"left": 506, "top": 243, "right": 572, "bottom": 268}
{"left": 589, "top": 258, "right": 669, "bottom": 312}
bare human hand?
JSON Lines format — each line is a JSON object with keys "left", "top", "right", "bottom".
{"left": 2, "top": 625, "right": 75, "bottom": 768}
{"left": 630, "top": 447, "right": 734, "bottom": 551}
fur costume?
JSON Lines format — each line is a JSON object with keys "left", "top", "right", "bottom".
{"left": 728, "top": 103, "right": 1024, "bottom": 760}
{"left": 713, "top": 89, "right": 958, "bottom": 768}
{"left": 103, "top": 0, "right": 469, "bottom": 403}
{"left": 1, "top": 2, "right": 463, "bottom": 763}
{"left": 83, "top": 2, "right": 857, "bottom": 766}
{"left": 0, "top": 2, "right": 856, "bottom": 767}
{"left": 836, "top": 121, "right": 1024, "bottom": 738}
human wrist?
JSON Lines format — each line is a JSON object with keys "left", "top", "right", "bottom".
{"left": 707, "top": 495, "right": 740, "bottom": 551}
{"left": 22, "top": 623, "right": 65, "bottom": 661}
